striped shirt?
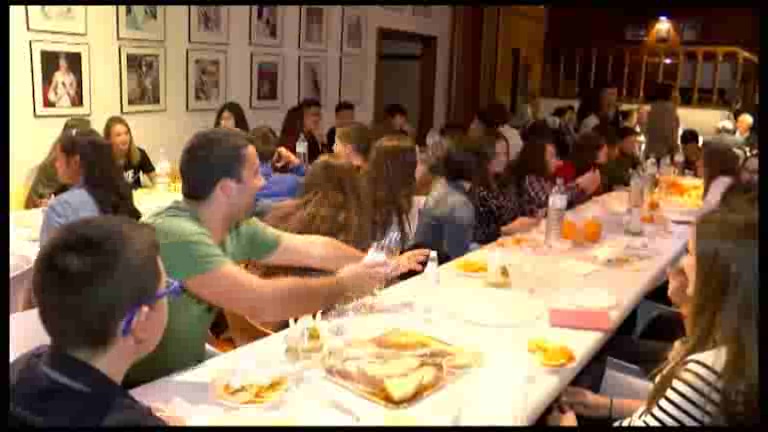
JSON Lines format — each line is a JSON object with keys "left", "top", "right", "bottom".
{"left": 615, "top": 347, "right": 726, "bottom": 426}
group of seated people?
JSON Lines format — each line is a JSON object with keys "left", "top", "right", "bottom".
{"left": 10, "top": 92, "right": 759, "bottom": 425}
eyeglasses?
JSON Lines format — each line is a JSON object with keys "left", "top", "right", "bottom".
{"left": 120, "top": 278, "right": 183, "bottom": 337}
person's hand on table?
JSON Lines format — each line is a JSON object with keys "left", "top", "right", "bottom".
{"left": 151, "top": 404, "right": 187, "bottom": 426}
{"left": 393, "top": 249, "right": 430, "bottom": 274}
{"left": 546, "top": 402, "right": 579, "bottom": 426}
{"left": 500, "top": 217, "right": 540, "bottom": 236}
{"left": 274, "top": 147, "right": 301, "bottom": 169}
{"left": 575, "top": 168, "right": 602, "bottom": 195}
{"left": 337, "top": 258, "right": 392, "bottom": 297}
{"left": 559, "top": 386, "right": 610, "bottom": 418}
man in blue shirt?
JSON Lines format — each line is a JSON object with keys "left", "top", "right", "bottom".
{"left": 247, "top": 127, "right": 306, "bottom": 217}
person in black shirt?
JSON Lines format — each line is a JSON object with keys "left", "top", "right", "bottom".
{"left": 104, "top": 116, "right": 156, "bottom": 189}
{"left": 326, "top": 101, "right": 355, "bottom": 149}
{"left": 10, "top": 217, "right": 175, "bottom": 426}
{"left": 384, "top": 103, "right": 414, "bottom": 137}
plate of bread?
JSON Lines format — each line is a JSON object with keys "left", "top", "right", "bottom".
{"left": 323, "top": 329, "right": 482, "bottom": 408}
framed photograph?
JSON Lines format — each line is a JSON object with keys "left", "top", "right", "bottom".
{"left": 299, "top": 56, "right": 326, "bottom": 103}
{"left": 30, "top": 40, "right": 91, "bottom": 117}
{"left": 250, "top": 6, "right": 282, "bottom": 47}
{"left": 116, "top": 6, "right": 165, "bottom": 41}
{"left": 119, "top": 45, "right": 166, "bottom": 113}
{"left": 26, "top": 6, "right": 87, "bottom": 35}
{"left": 340, "top": 56, "right": 364, "bottom": 105}
{"left": 382, "top": 6, "right": 409, "bottom": 14}
{"left": 189, "top": 6, "right": 229, "bottom": 45}
{"left": 342, "top": 7, "right": 365, "bottom": 55}
{"left": 250, "top": 53, "right": 283, "bottom": 110}
{"left": 187, "top": 50, "right": 227, "bottom": 111}
{"left": 412, "top": 6, "right": 432, "bottom": 19}
{"left": 300, "top": 6, "right": 327, "bottom": 51}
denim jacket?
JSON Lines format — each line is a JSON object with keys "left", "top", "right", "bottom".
{"left": 411, "top": 178, "right": 475, "bottom": 260}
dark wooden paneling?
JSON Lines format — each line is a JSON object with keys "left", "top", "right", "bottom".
{"left": 447, "top": 6, "right": 484, "bottom": 127}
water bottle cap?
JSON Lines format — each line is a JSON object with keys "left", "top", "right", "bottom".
{"left": 429, "top": 250, "right": 438, "bottom": 259}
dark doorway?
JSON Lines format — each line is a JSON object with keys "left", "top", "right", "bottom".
{"left": 375, "top": 28, "right": 437, "bottom": 145}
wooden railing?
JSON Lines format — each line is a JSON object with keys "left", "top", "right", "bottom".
{"left": 541, "top": 44, "right": 759, "bottom": 109}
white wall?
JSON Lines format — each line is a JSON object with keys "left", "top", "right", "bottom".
{"left": 9, "top": 5, "right": 452, "bottom": 193}
{"left": 539, "top": 97, "right": 730, "bottom": 138}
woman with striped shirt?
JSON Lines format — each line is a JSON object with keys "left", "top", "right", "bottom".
{"left": 547, "top": 188, "right": 759, "bottom": 426}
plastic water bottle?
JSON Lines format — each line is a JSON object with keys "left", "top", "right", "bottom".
{"left": 545, "top": 178, "right": 567, "bottom": 245}
{"left": 296, "top": 133, "right": 309, "bottom": 165}
{"left": 155, "top": 148, "right": 171, "bottom": 191}
{"left": 645, "top": 154, "right": 658, "bottom": 194}
{"left": 626, "top": 169, "right": 645, "bottom": 235}
{"left": 425, "top": 250, "right": 439, "bottom": 287}
{"left": 673, "top": 150, "right": 685, "bottom": 176}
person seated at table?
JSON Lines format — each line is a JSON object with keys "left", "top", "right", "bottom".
{"left": 10, "top": 217, "right": 170, "bottom": 426}
{"left": 551, "top": 105, "right": 577, "bottom": 158}
{"left": 278, "top": 99, "right": 328, "bottom": 164}
{"left": 469, "top": 103, "right": 524, "bottom": 162}
{"left": 548, "top": 189, "right": 759, "bottom": 426}
{"left": 103, "top": 116, "right": 156, "bottom": 189}
{"left": 40, "top": 129, "right": 141, "bottom": 245}
{"left": 383, "top": 103, "right": 415, "bottom": 137}
{"left": 333, "top": 121, "right": 373, "bottom": 170}
{"left": 595, "top": 125, "right": 633, "bottom": 192}
{"left": 513, "top": 123, "right": 601, "bottom": 218}
{"left": 411, "top": 135, "right": 490, "bottom": 261}
{"left": 123, "top": 129, "right": 426, "bottom": 388}
{"left": 24, "top": 117, "right": 91, "bottom": 209}
{"left": 698, "top": 137, "right": 742, "bottom": 215}
{"left": 326, "top": 101, "right": 355, "bottom": 150}
{"left": 680, "top": 128, "right": 702, "bottom": 174}
{"left": 248, "top": 126, "right": 305, "bottom": 208}
{"left": 471, "top": 129, "right": 538, "bottom": 245}
{"left": 554, "top": 129, "right": 607, "bottom": 192}
{"left": 734, "top": 113, "right": 757, "bottom": 151}
{"left": 619, "top": 108, "right": 639, "bottom": 130}
{"left": 214, "top": 101, "right": 250, "bottom": 133}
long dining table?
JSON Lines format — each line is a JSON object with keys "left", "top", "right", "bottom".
{"left": 129, "top": 190, "right": 691, "bottom": 425}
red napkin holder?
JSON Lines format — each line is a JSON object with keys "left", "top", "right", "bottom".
{"left": 549, "top": 308, "right": 613, "bottom": 332}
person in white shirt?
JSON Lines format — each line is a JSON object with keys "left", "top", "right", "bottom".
{"left": 734, "top": 113, "right": 757, "bottom": 150}
{"left": 469, "top": 103, "right": 523, "bottom": 161}
{"left": 548, "top": 190, "right": 759, "bottom": 426}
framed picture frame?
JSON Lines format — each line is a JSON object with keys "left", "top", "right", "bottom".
{"left": 250, "top": 53, "right": 284, "bottom": 110}
{"left": 299, "top": 56, "right": 327, "bottom": 103}
{"left": 412, "top": 6, "right": 432, "bottom": 19}
{"left": 250, "top": 6, "right": 282, "bottom": 47}
{"left": 26, "top": 6, "right": 87, "bottom": 35}
{"left": 116, "top": 6, "right": 165, "bottom": 41}
{"left": 300, "top": 6, "right": 327, "bottom": 51}
{"left": 342, "top": 7, "right": 365, "bottom": 55}
{"left": 340, "top": 56, "right": 364, "bottom": 105}
{"left": 189, "top": 6, "right": 229, "bottom": 45}
{"left": 119, "top": 45, "right": 166, "bottom": 113}
{"left": 30, "top": 40, "right": 91, "bottom": 117}
{"left": 187, "top": 49, "right": 227, "bottom": 112}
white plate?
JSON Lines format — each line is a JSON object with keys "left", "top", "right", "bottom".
{"left": 559, "top": 288, "right": 618, "bottom": 310}
{"left": 447, "top": 290, "right": 546, "bottom": 327}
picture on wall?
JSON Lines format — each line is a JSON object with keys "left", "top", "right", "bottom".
{"left": 117, "top": 6, "right": 165, "bottom": 41}
{"left": 412, "top": 6, "right": 433, "bottom": 18}
{"left": 30, "top": 40, "right": 91, "bottom": 117}
{"left": 26, "top": 6, "right": 87, "bottom": 35}
{"left": 300, "top": 6, "right": 327, "bottom": 51}
{"left": 189, "top": 6, "right": 229, "bottom": 44}
{"left": 250, "top": 6, "right": 282, "bottom": 47}
{"left": 120, "top": 45, "right": 166, "bottom": 113}
{"left": 187, "top": 50, "right": 227, "bottom": 111}
{"left": 299, "top": 56, "right": 326, "bottom": 103}
{"left": 342, "top": 7, "right": 365, "bottom": 55}
{"left": 340, "top": 56, "right": 364, "bottom": 105}
{"left": 251, "top": 53, "right": 284, "bottom": 109}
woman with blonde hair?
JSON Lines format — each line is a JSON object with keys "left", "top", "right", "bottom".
{"left": 549, "top": 189, "right": 759, "bottom": 426}
{"left": 103, "top": 116, "right": 156, "bottom": 189}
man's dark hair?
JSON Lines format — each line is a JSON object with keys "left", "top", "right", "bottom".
{"left": 248, "top": 126, "right": 278, "bottom": 162}
{"left": 337, "top": 122, "right": 373, "bottom": 160}
{"left": 335, "top": 101, "right": 355, "bottom": 114}
{"left": 617, "top": 126, "right": 641, "bottom": 141}
{"left": 33, "top": 216, "right": 160, "bottom": 352}
{"left": 300, "top": 98, "right": 322, "bottom": 110}
{"left": 181, "top": 128, "right": 250, "bottom": 201}
{"left": 680, "top": 128, "right": 700, "bottom": 146}
{"left": 476, "top": 103, "right": 510, "bottom": 130}
{"left": 552, "top": 105, "right": 575, "bottom": 118}
{"left": 384, "top": 104, "right": 408, "bottom": 119}
{"left": 442, "top": 135, "right": 493, "bottom": 186}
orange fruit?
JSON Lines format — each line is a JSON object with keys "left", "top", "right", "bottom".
{"left": 583, "top": 218, "right": 603, "bottom": 243}
{"left": 561, "top": 218, "right": 580, "bottom": 241}
{"left": 648, "top": 198, "right": 660, "bottom": 211}
{"left": 527, "top": 338, "right": 550, "bottom": 354}
{"left": 540, "top": 345, "right": 575, "bottom": 367}
{"left": 641, "top": 213, "right": 654, "bottom": 224}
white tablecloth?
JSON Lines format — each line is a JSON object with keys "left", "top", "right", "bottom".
{"left": 130, "top": 191, "right": 690, "bottom": 425}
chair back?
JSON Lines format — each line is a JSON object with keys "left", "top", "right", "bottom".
{"left": 10, "top": 308, "right": 50, "bottom": 362}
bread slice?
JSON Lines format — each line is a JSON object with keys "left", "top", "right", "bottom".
{"left": 383, "top": 370, "right": 425, "bottom": 403}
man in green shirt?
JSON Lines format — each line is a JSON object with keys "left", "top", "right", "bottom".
{"left": 125, "top": 129, "right": 427, "bottom": 388}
